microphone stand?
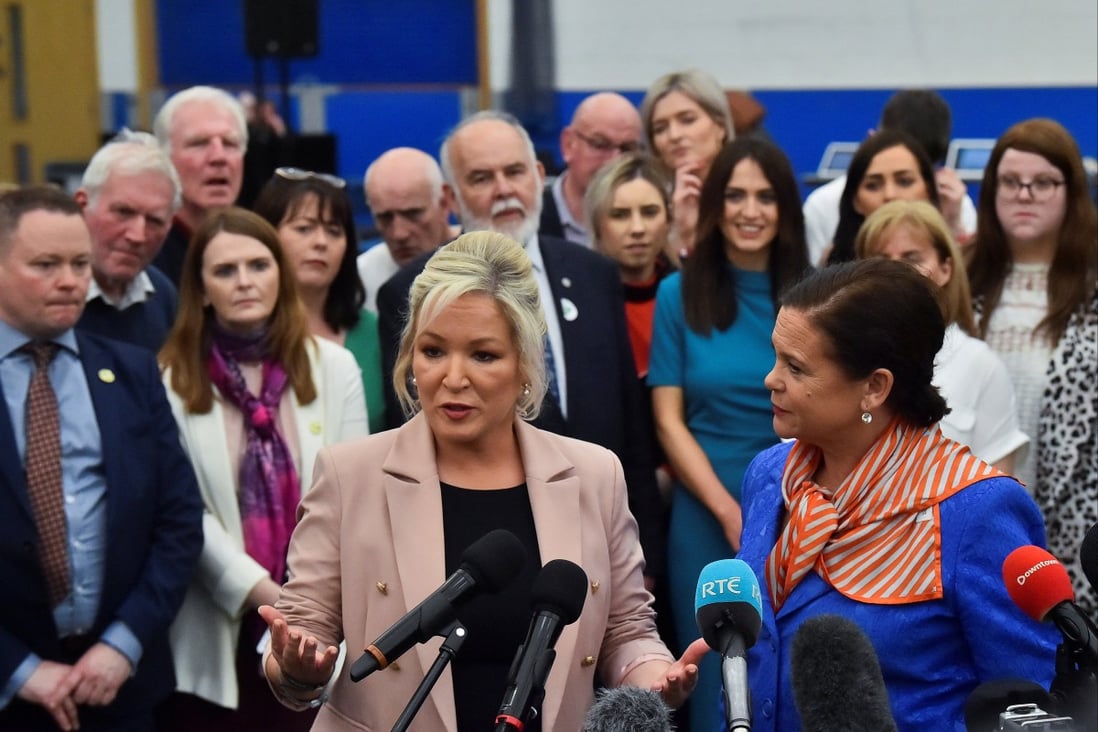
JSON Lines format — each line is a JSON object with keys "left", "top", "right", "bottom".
{"left": 721, "top": 634, "right": 751, "bottom": 732}
{"left": 391, "top": 621, "right": 468, "bottom": 732}
{"left": 1050, "top": 641, "right": 1097, "bottom": 731}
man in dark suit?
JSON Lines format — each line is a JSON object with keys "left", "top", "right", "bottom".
{"left": 377, "top": 111, "right": 665, "bottom": 581}
{"left": 0, "top": 187, "right": 202, "bottom": 731}
{"left": 539, "top": 92, "right": 643, "bottom": 246}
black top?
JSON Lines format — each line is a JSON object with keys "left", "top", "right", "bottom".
{"left": 441, "top": 482, "right": 542, "bottom": 731}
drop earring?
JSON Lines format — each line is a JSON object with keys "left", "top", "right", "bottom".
{"left": 861, "top": 410, "right": 873, "bottom": 424}
{"left": 522, "top": 383, "right": 531, "bottom": 397}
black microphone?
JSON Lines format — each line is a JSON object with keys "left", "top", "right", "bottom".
{"left": 494, "top": 558, "right": 588, "bottom": 731}
{"left": 964, "top": 678, "right": 1057, "bottom": 732}
{"left": 1081, "top": 522, "right": 1097, "bottom": 593}
{"left": 581, "top": 686, "right": 673, "bottom": 732}
{"left": 790, "top": 614, "right": 897, "bottom": 732}
{"left": 349, "top": 529, "right": 526, "bottom": 681}
{"left": 694, "top": 558, "right": 762, "bottom": 731}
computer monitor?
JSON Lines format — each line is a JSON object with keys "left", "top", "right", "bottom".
{"left": 945, "top": 139, "right": 996, "bottom": 182}
{"left": 816, "top": 142, "right": 859, "bottom": 180}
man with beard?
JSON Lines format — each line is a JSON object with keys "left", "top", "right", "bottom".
{"left": 151, "top": 86, "right": 247, "bottom": 285}
{"left": 376, "top": 111, "right": 665, "bottom": 583}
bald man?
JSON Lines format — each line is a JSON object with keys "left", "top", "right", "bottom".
{"left": 356, "top": 147, "right": 455, "bottom": 311}
{"left": 542, "top": 92, "right": 642, "bottom": 245}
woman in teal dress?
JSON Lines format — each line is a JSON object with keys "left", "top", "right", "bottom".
{"left": 254, "top": 169, "right": 386, "bottom": 432}
{"left": 648, "top": 137, "right": 810, "bottom": 732}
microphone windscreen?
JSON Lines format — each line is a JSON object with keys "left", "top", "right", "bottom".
{"left": 963, "top": 678, "right": 1055, "bottom": 732}
{"left": 694, "top": 558, "right": 763, "bottom": 651}
{"left": 1081, "top": 522, "right": 1098, "bottom": 592}
{"left": 790, "top": 614, "right": 897, "bottom": 732}
{"left": 1001, "top": 545, "right": 1075, "bottom": 622}
{"left": 581, "top": 686, "right": 673, "bottom": 732}
{"left": 460, "top": 529, "right": 527, "bottom": 592}
{"left": 530, "top": 559, "right": 588, "bottom": 623}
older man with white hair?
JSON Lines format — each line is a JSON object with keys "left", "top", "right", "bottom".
{"left": 151, "top": 85, "right": 247, "bottom": 284}
{"left": 75, "top": 130, "right": 182, "bottom": 351}
{"left": 357, "top": 147, "right": 455, "bottom": 311}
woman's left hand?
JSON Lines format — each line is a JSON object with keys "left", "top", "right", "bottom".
{"left": 650, "top": 638, "right": 710, "bottom": 707}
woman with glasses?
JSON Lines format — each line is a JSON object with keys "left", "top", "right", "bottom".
{"left": 157, "top": 208, "right": 368, "bottom": 730}
{"left": 967, "top": 118, "right": 1098, "bottom": 615}
{"left": 640, "top": 69, "right": 734, "bottom": 266}
{"left": 254, "top": 167, "right": 386, "bottom": 432}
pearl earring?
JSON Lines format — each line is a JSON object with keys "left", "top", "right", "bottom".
{"left": 861, "top": 411, "right": 873, "bottom": 424}
{"left": 522, "top": 384, "right": 531, "bottom": 397}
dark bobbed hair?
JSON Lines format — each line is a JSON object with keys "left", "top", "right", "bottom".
{"left": 879, "top": 89, "right": 953, "bottom": 164}
{"left": 968, "top": 118, "right": 1097, "bottom": 344}
{"left": 159, "top": 206, "right": 315, "bottom": 413}
{"left": 781, "top": 259, "right": 949, "bottom": 427}
{"left": 828, "top": 130, "right": 941, "bottom": 265}
{"left": 252, "top": 175, "right": 365, "bottom": 332}
{"left": 683, "top": 137, "right": 810, "bottom": 335}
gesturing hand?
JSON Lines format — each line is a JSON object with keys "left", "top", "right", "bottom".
{"left": 258, "top": 604, "right": 339, "bottom": 689}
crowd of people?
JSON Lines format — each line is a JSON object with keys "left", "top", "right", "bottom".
{"left": 0, "top": 73, "right": 1093, "bottom": 732}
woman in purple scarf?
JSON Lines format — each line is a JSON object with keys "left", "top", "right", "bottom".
{"left": 157, "top": 207, "right": 368, "bottom": 730}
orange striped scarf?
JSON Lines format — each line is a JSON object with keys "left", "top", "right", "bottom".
{"left": 765, "top": 419, "right": 1001, "bottom": 610}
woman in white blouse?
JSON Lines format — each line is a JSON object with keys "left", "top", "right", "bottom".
{"left": 157, "top": 207, "right": 367, "bottom": 730}
{"left": 856, "top": 199, "right": 1028, "bottom": 472}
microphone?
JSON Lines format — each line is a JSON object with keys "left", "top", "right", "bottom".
{"left": 694, "top": 558, "right": 762, "bottom": 732}
{"left": 349, "top": 529, "right": 526, "bottom": 681}
{"left": 1081, "top": 523, "right": 1097, "bottom": 593}
{"left": 581, "top": 686, "right": 673, "bottom": 732}
{"left": 964, "top": 678, "right": 1056, "bottom": 732}
{"left": 1002, "top": 545, "right": 1098, "bottom": 665}
{"left": 790, "top": 614, "right": 897, "bottom": 731}
{"left": 494, "top": 558, "right": 588, "bottom": 731}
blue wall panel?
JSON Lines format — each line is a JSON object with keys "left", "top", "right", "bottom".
{"left": 157, "top": 0, "right": 476, "bottom": 87}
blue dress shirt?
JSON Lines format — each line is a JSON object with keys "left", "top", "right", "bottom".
{"left": 0, "top": 321, "right": 141, "bottom": 707}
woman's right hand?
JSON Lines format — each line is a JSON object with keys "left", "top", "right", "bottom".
{"left": 670, "top": 164, "right": 704, "bottom": 259}
{"left": 258, "top": 604, "right": 339, "bottom": 688}
{"left": 715, "top": 499, "right": 743, "bottom": 553}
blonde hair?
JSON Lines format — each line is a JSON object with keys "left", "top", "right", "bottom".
{"left": 855, "top": 200, "right": 977, "bottom": 335}
{"left": 639, "top": 69, "right": 734, "bottom": 157}
{"left": 392, "top": 231, "right": 547, "bottom": 419}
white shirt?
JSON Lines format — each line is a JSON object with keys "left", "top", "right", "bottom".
{"left": 85, "top": 270, "right": 155, "bottom": 310}
{"left": 934, "top": 323, "right": 1030, "bottom": 467}
{"left": 356, "top": 241, "right": 401, "bottom": 313}
{"left": 983, "top": 263, "right": 1053, "bottom": 490}
{"left": 525, "top": 235, "right": 568, "bottom": 416}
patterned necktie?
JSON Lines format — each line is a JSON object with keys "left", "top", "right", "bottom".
{"left": 543, "top": 335, "right": 561, "bottom": 407}
{"left": 22, "top": 341, "right": 70, "bottom": 607}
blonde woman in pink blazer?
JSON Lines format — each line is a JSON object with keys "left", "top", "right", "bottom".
{"left": 259, "top": 231, "right": 707, "bottom": 730}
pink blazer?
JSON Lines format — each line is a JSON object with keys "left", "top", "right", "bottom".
{"left": 272, "top": 413, "right": 672, "bottom": 731}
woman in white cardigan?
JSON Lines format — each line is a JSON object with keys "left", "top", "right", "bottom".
{"left": 157, "top": 208, "right": 367, "bottom": 731}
